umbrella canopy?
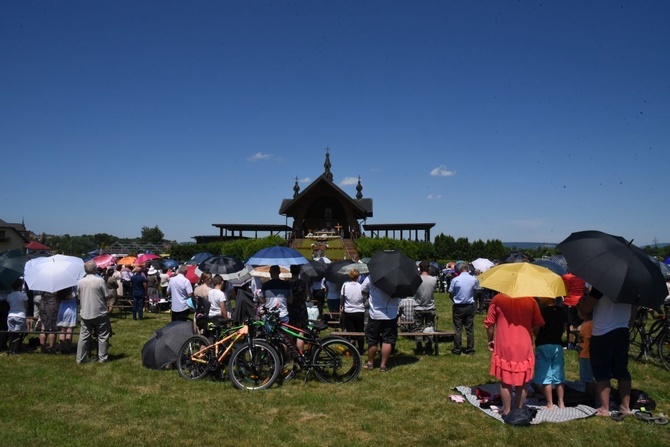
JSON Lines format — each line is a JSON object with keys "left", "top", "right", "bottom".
{"left": 532, "top": 259, "right": 568, "bottom": 276}
{"left": 250, "top": 265, "right": 292, "bottom": 280}
{"left": 246, "top": 246, "right": 309, "bottom": 266}
{"left": 196, "top": 255, "right": 251, "bottom": 283}
{"left": 499, "top": 252, "right": 535, "bottom": 263}
{"left": 92, "top": 254, "right": 116, "bottom": 269}
{"left": 24, "top": 241, "right": 51, "bottom": 251}
{"left": 24, "top": 254, "right": 85, "bottom": 293}
{"left": 471, "top": 258, "right": 495, "bottom": 273}
{"left": 324, "top": 259, "right": 355, "bottom": 284}
{"left": 135, "top": 253, "right": 160, "bottom": 265}
{"left": 117, "top": 256, "right": 137, "bottom": 266}
{"left": 367, "top": 250, "right": 422, "bottom": 298}
{"left": 299, "top": 259, "right": 327, "bottom": 282}
{"left": 477, "top": 263, "right": 567, "bottom": 298}
{"left": 162, "top": 258, "right": 179, "bottom": 269}
{"left": 141, "top": 321, "right": 196, "bottom": 370}
{"left": 557, "top": 230, "right": 667, "bottom": 308}
{"left": 184, "top": 265, "right": 199, "bottom": 284}
{"left": 185, "top": 252, "right": 214, "bottom": 266}
{"left": 0, "top": 249, "right": 27, "bottom": 290}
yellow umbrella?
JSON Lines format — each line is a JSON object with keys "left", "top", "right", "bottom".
{"left": 477, "top": 263, "right": 567, "bottom": 298}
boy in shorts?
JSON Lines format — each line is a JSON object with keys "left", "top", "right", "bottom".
{"left": 577, "top": 296, "right": 597, "bottom": 406}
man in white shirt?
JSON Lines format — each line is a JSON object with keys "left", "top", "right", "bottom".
{"left": 361, "top": 276, "right": 399, "bottom": 372}
{"left": 168, "top": 265, "right": 194, "bottom": 322}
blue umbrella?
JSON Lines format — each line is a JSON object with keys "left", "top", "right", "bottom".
{"left": 246, "top": 246, "right": 309, "bottom": 266}
{"left": 162, "top": 258, "right": 179, "bottom": 269}
{"left": 532, "top": 259, "right": 568, "bottom": 276}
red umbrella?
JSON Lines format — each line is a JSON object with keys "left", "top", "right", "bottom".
{"left": 135, "top": 253, "right": 161, "bottom": 265}
{"left": 185, "top": 265, "right": 199, "bottom": 284}
{"left": 92, "top": 254, "right": 116, "bottom": 269}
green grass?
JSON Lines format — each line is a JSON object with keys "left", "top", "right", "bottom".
{"left": 1, "top": 295, "right": 669, "bottom": 447}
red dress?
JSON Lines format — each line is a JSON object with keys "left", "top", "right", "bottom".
{"left": 484, "top": 294, "right": 544, "bottom": 386}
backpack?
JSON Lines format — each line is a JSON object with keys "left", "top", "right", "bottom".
{"left": 502, "top": 407, "right": 538, "bottom": 426}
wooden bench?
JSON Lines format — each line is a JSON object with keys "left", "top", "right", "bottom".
{"left": 330, "top": 330, "right": 454, "bottom": 355}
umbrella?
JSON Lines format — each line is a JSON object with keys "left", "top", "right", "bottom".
{"left": 549, "top": 254, "right": 568, "bottom": 271}
{"left": 324, "top": 259, "right": 355, "bottom": 284}
{"left": 250, "top": 265, "right": 292, "bottom": 280}
{"left": 184, "top": 265, "right": 199, "bottom": 284}
{"left": 117, "top": 256, "right": 137, "bottom": 266}
{"left": 477, "top": 263, "right": 567, "bottom": 298}
{"left": 367, "top": 250, "right": 422, "bottom": 298}
{"left": 24, "top": 254, "right": 85, "bottom": 293}
{"left": 0, "top": 249, "right": 27, "bottom": 290}
{"left": 246, "top": 246, "right": 309, "bottom": 266}
{"left": 92, "top": 254, "right": 116, "bottom": 269}
{"left": 557, "top": 231, "right": 667, "bottom": 308}
{"left": 135, "top": 253, "right": 160, "bottom": 265}
{"left": 471, "top": 258, "right": 495, "bottom": 272}
{"left": 337, "top": 261, "right": 369, "bottom": 277}
{"left": 196, "top": 255, "right": 251, "bottom": 283}
{"left": 499, "top": 252, "right": 534, "bottom": 263}
{"left": 299, "top": 259, "right": 327, "bottom": 282}
{"left": 532, "top": 259, "right": 568, "bottom": 276}
{"left": 185, "top": 252, "right": 214, "bottom": 265}
{"left": 162, "top": 258, "right": 179, "bottom": 269}
{"left": 148, "top": 259, "right": 166, "bottom": 270}
{"left": 141, "top": 321, "right": 196, "bottom": 370}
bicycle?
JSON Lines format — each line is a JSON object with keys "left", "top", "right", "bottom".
{"left": 177, "top": 319, "right": 282, "bottom": 390}
{"left": 628, "top": 299, "right": 670, "bottom": 371}
{"left": 259, "top": 307, "right": 362, "bottom": 384}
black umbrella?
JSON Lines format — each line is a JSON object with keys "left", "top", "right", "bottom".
{"left": 367, "top": 250, "right": 422, "bottom": 298}
{"left": 0, "top": 249, "right": 27, "bottom": 290}
{"left": 141, "top": 321, "right": 196, "bottom": 370}
{"left": 324, "top": 259, "right": 353, "bottom": 284}
{"left": 557, "top": 230, "right": 667, "bottom": 308}
{"left": 532, "top": 259, "right": 568, "bottom": 276}
{"left": 499, "top": 252, "right": 535, "bottom": 263}
{"left": 197, "top": 255, "right": 250, "bottom": 283}
{"left": 300, "top": 259, "right": 327, "bottom": 282}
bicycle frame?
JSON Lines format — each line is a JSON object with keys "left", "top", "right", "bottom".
{"left": 190, "top": 325, "right": 249, "bottom": 366}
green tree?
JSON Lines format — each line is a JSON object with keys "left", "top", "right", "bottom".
{"left": 141, "top": 226, "right": 164, "bottom": 244}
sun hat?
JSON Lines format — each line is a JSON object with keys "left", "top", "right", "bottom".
{"left": 147, "top": 267, "right": 158, "bottom": 275}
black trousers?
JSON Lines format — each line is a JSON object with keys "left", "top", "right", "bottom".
{"left": 452, "top": 303, "right": 476, "bottom": 352}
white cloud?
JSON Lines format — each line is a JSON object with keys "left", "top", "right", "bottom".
{"left": 427, "top": 194, "right": 443, "bottom": 200}
{"left": 430, "top": 165, "right": 456, "bottom": 176}
{"left": 300, "top": 177, "right": 311, "bottom": 183}
{"left": 340, "top": 176, "right": 359, "bottom": 186}
{"left": 247, "top": 152, "right": 273, "bottom": 162}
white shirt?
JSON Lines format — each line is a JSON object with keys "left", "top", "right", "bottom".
{"left": 340, "top": 281, "right": 365, "bottom": 313}
{"left": 208, "top": 288, "right": 227, "bottom": 318}
{"left": 361, "top": 276, "right": 399, "bottom": 320}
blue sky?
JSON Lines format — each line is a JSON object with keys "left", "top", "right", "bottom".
{"left": 2, "top": 1, "right": 669, "bottom": 246}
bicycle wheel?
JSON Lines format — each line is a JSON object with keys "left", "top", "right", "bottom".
{"left": 177, "top": 336, "right": 212, "bottom": 380}
{"left": 628, "top": 325, "right": 646, "bottom": 362}
{"left": 657, "top": 330, "right": 670, "bottom": 371}
{"left": 311, "top": 338, "right": 361, "bottom": 384}
{"left": 228, "top": 340, "right": 282, "bottom": 390}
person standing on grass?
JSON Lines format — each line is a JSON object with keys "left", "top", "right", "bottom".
{"left": 413, "top": 260, "right": 438, "bottom": 355}
{"left": 76, "top": 261, "right": 111, "bottom": 364}
{"left": 448, "top": 263, "right": 478, "bottom": 355}
{"left": 260, "top": 265, "right": 293, "bottom": 323}
{"left": 578, "top": 287, "right": 634, "bottom": 418}
{"left": 532, "top": 297, "right": 567, "bottom": 410}
{"left": 562, "top": 270, "right": 587, "bottom": 349}
{"left": 130, "top": 266, "right": 147, "bottom": 320}
{"left": 577, "top": 296, "right": 597, "bottom": 407}
{"left": 484, "top": 293, "right": 544, "bottom": 417}
{"left": 168, "top": 265, "right": 194, "bottom": 322}
{"left": 340, "top": 268, "right": 366, "bottom": 353}
{"left": 361, "top": 275, "right": 399, "bottom": 372}
{"left": 6, "top": 278, "right": 28, "bottom": 354}
{"left": 56, "top": 287, "right": 78, "bottom": 353}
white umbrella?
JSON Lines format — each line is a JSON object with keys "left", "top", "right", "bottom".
{"left": 24, "top": 254, "right": 85, "bottom": 293}
{"left": 249, "top": 265, "right": 292, "bottom": 280}
{"left": 471, "top": 258, "right": 495, "bottom": 273}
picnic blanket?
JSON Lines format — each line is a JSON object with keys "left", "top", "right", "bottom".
{"left": 455, "top": 381, "right": 597, "bottom": 424}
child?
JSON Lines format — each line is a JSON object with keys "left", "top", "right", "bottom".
{"left": 532, "top": 297, "right": 567, "bottom": 410}
{"left": 577, "top": 295, "right": 597, "bottom": 406}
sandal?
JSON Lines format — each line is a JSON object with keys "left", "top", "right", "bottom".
{"left": 363, "top": 362, "right": 374, "bottom": 369}
{"left": 610, "top": 411, "right": 626, "bottom": 422}
{"left": 634, "top": 411, "right": 669, "bottom": 425}
{"left": 380, "top": 366, "right": 389, "bottom": 372}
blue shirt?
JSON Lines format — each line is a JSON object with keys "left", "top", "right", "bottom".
{"left": 448, "top": 272, "right": 478, "bottom": 305}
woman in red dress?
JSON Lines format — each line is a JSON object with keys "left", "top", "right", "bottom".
{"left": 484, "top": 293, "right": 544, "bottom": 416}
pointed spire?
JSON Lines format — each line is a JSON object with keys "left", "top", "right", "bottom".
{"left": 293, "top": 176, "right": 300, "bottom": 197}
{"left": 324, "top": 147, "right": 333, "bottom": 182}
{"left": 356, "top": 176, "right": 363, "bottom": 199}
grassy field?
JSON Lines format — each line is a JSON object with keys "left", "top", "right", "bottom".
{"left": 1, "top": 294, "right": 669, "bottom": 447}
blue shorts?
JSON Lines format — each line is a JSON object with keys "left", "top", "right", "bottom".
{"left": 579, "top": 357, "right": 594, "bottom": 383}
{"left": 590, "top": 327, "right": 630, "bottom": 382}
{"left": 533, "top": 344, "right": 565, "bottom": 385}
